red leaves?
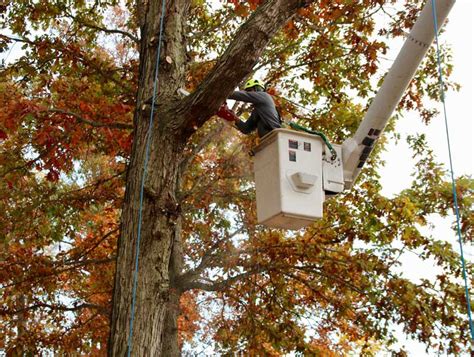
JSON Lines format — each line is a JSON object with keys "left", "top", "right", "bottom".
{"left": 283, "top": 20, "right": 299, "bottom": 39}
{"left": 46, "top": 169, "right": 60, "bottom": 182}
{"left": 0, "top": 98, "right": 37, "bottom": 133}
{"left": 117, "top": 132, "right": 133, "bottom": 152}
{"left": 0, "top": 129, "right": 7, "bottom": 140}
{"left": 78, "top": 101, "right": 91, "bottom": 113}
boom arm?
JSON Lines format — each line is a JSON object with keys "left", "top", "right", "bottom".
{"left": 341, "top": 0, "right": 455, "bottom": 189}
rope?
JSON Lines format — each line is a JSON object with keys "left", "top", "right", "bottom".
{"left": 431, "top": 0, "right": 474, "bottom": 344}
{"left": 127, "top": 0, "right": 167, "bottom": 355}
{"left": 288, "top": 122, "right": 337, "bottom": 160}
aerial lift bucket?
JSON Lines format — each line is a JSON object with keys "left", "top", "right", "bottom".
{"left": 253, "top": 128, "right": 343, "bottom": 230}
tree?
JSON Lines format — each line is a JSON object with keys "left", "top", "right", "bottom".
{"left": 1, "top": 0, "right": 472, "bottom": 356}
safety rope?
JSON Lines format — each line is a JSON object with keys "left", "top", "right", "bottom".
{"left": 127, "top": 0, "right": 167, "bottom": 355}
{"left": 431, "top": 0, "right": 474, "bottom": 344}
{"left": 288, "top": 122, "right": 337, "bottom": 160}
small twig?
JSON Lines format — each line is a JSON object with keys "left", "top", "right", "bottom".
{"left": 65, "top": 228, "right": 119, "bottom": 263}
{"left": 1, "top": 257, "right": 116, "bottom": 289}
{"left": 181, "top": 266, "right": 267, "bottom": 292}
{"left": 63, "top": 11, "right": 139, "bottom": 44}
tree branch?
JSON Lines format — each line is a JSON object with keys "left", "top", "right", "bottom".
{"left": 3, "top": 302, "right": 108, "bottom": 316}
{"left": 43, "top": 108, "right": 133, "bottom": 129}
{"left": 1, "top": 257, "right": 115, "bottom": 289}
{"left": 181, "top": 266, "right": 267, "bottom": 292}
{"left": 0, "top": 34, "right": 34, "bottom": 45}
{"left": 178, "top": 120, "right": 226, "bottom": 176}
{"left": 59, "top": 7, "right": 139, "bottom": 44}
{"left": 189, "top": 11, "right": 237, "bottom": 43}
{"left": 179, "top": 138, "right": 245, "bottom": 203}
{"left": 65, "top": 228, "right": 119, "bottom": 264}
{"left": 77, "top": 20, "right": 139, "bottom": 44}
{"left": 178, "top": 226, "right": 245, "bottom": 287}
{"left": 177, "top": 0, "right": 315, "bottom": 134}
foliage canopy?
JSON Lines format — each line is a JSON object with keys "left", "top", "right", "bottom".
{"left": 0, "top": 0, "right": 472, "bottom": 355}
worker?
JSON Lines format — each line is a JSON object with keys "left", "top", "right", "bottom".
{"left": 217, "top": 79, "right": 281, "bottom": 138}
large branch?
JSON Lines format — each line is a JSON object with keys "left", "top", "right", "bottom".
{"left": 177, "top": 0, "right": 314, "bottom": 133}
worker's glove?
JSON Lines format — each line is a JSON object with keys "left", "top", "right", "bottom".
{"left": 217, "top": 102, "right": 239, "bottom": 122}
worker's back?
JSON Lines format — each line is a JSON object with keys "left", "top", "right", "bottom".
{"left": 229, "top": 91, "right": 281, "bottom": 137}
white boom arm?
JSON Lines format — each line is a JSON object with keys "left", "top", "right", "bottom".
{"left": 341, "top": 0, "right": 455, "bottom": 189}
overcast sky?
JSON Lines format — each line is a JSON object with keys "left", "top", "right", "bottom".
{"left": 380, "top": 0, "right": 473, "bottom": 194}
{"left": 379, "top": 0, "right": 473, "bottom": 355}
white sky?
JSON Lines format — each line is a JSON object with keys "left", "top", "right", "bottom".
{"left": 378, "top": 1, "right": 473, "bottom": 355}
{"left": 380, "top": 0, "right": 473, "bottom": 194}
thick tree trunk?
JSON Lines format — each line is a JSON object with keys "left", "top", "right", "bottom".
{"left": 108, "top": 0, "right": 313, "bottom": 354}
{"left": 108, "top": 0, "right": 189, "bottom": 354}
{"left": 108, "top": 119, "right": 185, "bottom": 356}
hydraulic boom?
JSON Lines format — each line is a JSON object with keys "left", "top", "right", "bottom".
{"left": 341, "top": 0, "right": 455, "bottom": 189}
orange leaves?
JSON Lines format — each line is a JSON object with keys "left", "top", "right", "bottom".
{"left": 227, "top": 0, "right": 263, "bottom": 14}
{"left": 234, "top": 4, "right": 249, "bottom": 17}
{"left": 1, "top": 2, "right": 135, "bottom": 354}
{"left": 116, "top": 132, "right": 133, "bottom": 152}
{"left": 178, "top": 291, "right": 201, "bottom": 345}
{"left": 247, "top": 0, "right": 263, "bottom": 10}
{"left": 0, "top": 103, "right": 121, "bottom": 354}
{"left": 283, "top": 20, "right": 299, "bottom": 40}
{"left": 2, "top": 0, "right": 469, "bottom": 354}
{"left": 0, "top": 88, "right": 37, "bottom": 134}
{"left": 78, "top": 101, "right": 91, "bottom": 113}
{"left": 186, "top": 60, "right": 216, "bottom": 92}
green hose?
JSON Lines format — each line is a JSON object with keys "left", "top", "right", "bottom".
{"left": 288, "top": 122, "right": 337, "bottom": 160}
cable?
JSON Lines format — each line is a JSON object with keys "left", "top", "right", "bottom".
{"left": 431, "top": 0, "right": 474, "bottom": 344}
{"left": 127, "top": 0, "right": 167, "bottom": 355}
{"left": 3, "top": 42, "right": 17, "bottom": 64}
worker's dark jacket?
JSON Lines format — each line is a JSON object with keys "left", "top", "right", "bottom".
{"left": 229, "top": 91, "right": 281, "bottom": 138}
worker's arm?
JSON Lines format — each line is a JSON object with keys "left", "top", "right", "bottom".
{"left": 229, "top": 91, "right": 266, "bottom": 104}
{"left": 216, "top": 103, "right": 239, "bottom": 122}
{"left": 234, "top": 112, "right": 258, "bottom": 134}
{"left": 216, "top": 102, "right": 258, "bottom": 134}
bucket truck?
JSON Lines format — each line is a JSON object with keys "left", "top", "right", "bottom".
{"left": 253, "top": 0, "right": 455, "bottom": 229}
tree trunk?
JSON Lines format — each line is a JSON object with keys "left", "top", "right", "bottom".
{"left": 108, "top": 0, "right": 313, "bottom": 354}
{"left": 108, "top": 0, "right": 189, "bottom": 354}
{"left": 108, "top": 117, "right": 185, "bottom": 356}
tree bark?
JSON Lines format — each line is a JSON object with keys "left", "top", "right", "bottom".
{"left": 108, "top": 0, "right": 189, "bottom": 354}
{"left": 108, "top": 0, "right": 315, "bottom": 355}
